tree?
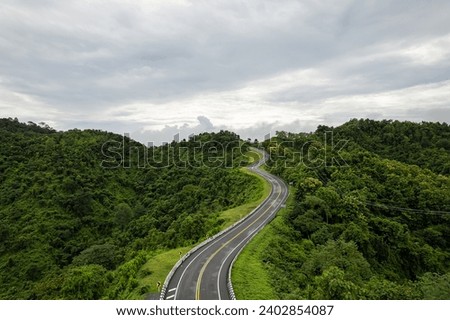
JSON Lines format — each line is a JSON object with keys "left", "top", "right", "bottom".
{"left": 418, "top": 272, "right": 450, "bottom": 299}
{"left": 72, "top": 244, "right": 122, "bottom": 270}
{"left": 301, "top": 240, "right": 372, "bottom": 285}
{"left": 115, "top": 203, "right": 133, "bottom": 230}
{"left": 62, "top": 265, "right": 108, "bottom": 299}
{"left": 313, "top": 266, "right": 361, "bottom": 299}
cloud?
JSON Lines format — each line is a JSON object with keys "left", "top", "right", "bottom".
{"left": 129, "top": 115, "right": 217, "bottom": 145}
{"left": 197, "top": 116, "right": 214, "bottom": 131}
{"left": 0, "top": 0, "right": 449, "bottom": 143}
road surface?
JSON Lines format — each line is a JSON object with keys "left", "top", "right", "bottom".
{"left": 162, "top": 149, "right": 289, "bottom": 300}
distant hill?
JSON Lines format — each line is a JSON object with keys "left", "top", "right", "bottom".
{"left": 327, "top": 119, "right": 450, "bottom": 174}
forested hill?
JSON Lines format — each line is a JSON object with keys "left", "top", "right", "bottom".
{"left": 0, "top": 118, "right": 259, "bottom": 299}
{"left": 240, "top": 119, "right": 450, "bottom": 299}
{"left": 323, "top": 119, "right": 450, "bottom": 174}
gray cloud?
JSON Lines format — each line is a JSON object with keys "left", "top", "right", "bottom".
{"left": 127, "top": 115, "right": 218, "bottom": 145}
{"left": 0, "top": 0, "right": 449, "bottom": 142}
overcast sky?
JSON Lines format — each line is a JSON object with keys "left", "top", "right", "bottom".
{"left": 1, "top": 0, "right": 449, "bottom": 144}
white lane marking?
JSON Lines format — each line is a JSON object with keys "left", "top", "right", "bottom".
{"left": 174, "top": 223, "right": 242, "bottom": 299}
{"left": 217, "top": 218, "right": 270, "bottom": 299}
{"left": 168, "top": 288, "right": 177, "bottom": 293}
{"left": 217, "top": 178, "right": 287, "bottom": 300}
{"left": 166, "top": 294, "right": 175, "bottom": 300}
{"left": 174, "top": 152, "right": 281, "bottom": 300}
{"left": 174, "top": 177, "right": 277, "bottom": 299}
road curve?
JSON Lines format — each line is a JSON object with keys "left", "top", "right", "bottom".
{"left": 161, "top": 149, "right": 289, "bottom": 300}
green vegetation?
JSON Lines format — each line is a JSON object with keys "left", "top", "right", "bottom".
{"left": 232, "top": 187, "right": 295, "bottom": 300}
{"left": 218, "top": 168, "right": 271, "bottom": 229}
{"left": 3, "top": 117, "right": 449, "bottom": 300}
{"left": 129, "top": 246, "right": 194, "bottom": 299}
{"left": 0, "top": 118, "right": 262, "bottom": 299}
{"left": 130, "top": 154, "right": 271, "bottom": 298}
{"left": 233, "top": 119, "right": 450, "bottom": 299}
{"left": 244, "top": 148, "right": 263, "bottom": 164}
{"left": 328, "top": 119, "right": 450, "bottom": 174}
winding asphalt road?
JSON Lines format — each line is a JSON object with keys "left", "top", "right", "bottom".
{"left": 161, "top": 149, "right": 289, "bottom": 300}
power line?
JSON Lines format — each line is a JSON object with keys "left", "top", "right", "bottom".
{"left": 310, "top": 169, "right": 450, "bottom": 216}
{"left": 362, "top": 201, "right": 450, "bottom": 215}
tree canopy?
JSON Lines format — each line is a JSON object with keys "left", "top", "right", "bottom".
{"left": 0, "top": 118, "right": 258, "bottom": 299}
{"left": 254, "top": 119, "right": 450, "bottom": 299}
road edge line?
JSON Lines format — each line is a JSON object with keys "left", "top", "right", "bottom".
{"left": 159, "top": 148, "right": 272, "bottom": 300}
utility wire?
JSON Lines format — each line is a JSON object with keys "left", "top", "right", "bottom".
{"left": 310, "top": 168, "right": 450, "bottom": 216}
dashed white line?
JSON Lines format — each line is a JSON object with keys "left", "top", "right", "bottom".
{"left": 174, "top": 226, "right": 236, "bottom": 299}
{"left": 217, "top": 178, "right": 285, "bottom": 299}
{"left": 174, "top": 171, "right": 277, "bottom": 299}
{"left": 169, "top": 151, "right": 286, "bottom": 300}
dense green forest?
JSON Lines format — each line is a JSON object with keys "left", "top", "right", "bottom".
{"left": 2, "top": 118, "right": 449, "bottom": 300}
{"left": 234, "top": 119, "right": 450, "bottom": 299}
{"left": 0, "top": 118, "right": 260, "bottom": 299}
{"left": 330, "top": 119, "right": 450, "bottom": 174}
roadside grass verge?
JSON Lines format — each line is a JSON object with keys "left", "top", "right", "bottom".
{"left": 219, "top": 167, "right": 271, "bottom": 229}
{"left": 231, "top": 187, "right": 295, "bottom": 300}
{"left": 245, "top": 148, "right": 262, "bottom": 164}
{"left": 129, "top": 246, "right": 194, "bottom": 299}
{"left": 131, "top": 150, "right": 271, "bottom": 299}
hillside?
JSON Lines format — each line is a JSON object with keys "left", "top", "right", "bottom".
{"left": 324, "top": 119, "right": 450, "bottom": 174}
{"left": 233, "top": 119, "right": 450, "bottom": 299}
{"left": 0, "top": 118, "right": 261, "bottom": 299}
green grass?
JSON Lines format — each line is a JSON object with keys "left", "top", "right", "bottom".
{"left": 245, "top": 148, "right": 262, "bottom": 164}
{"left": 231, "top": 187, "right": 295, "bottom": 300}
{"left": 231, "top": 225, "right": 278, "bottom": 299}
{"left": 219, "top": 167, "right": 271, "bottom": 229}
{"left": 131, "top": 151, "right": 271, "bottom": 299}
{"left": 130, "top": 246, "right": 194, "bottom": 298}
